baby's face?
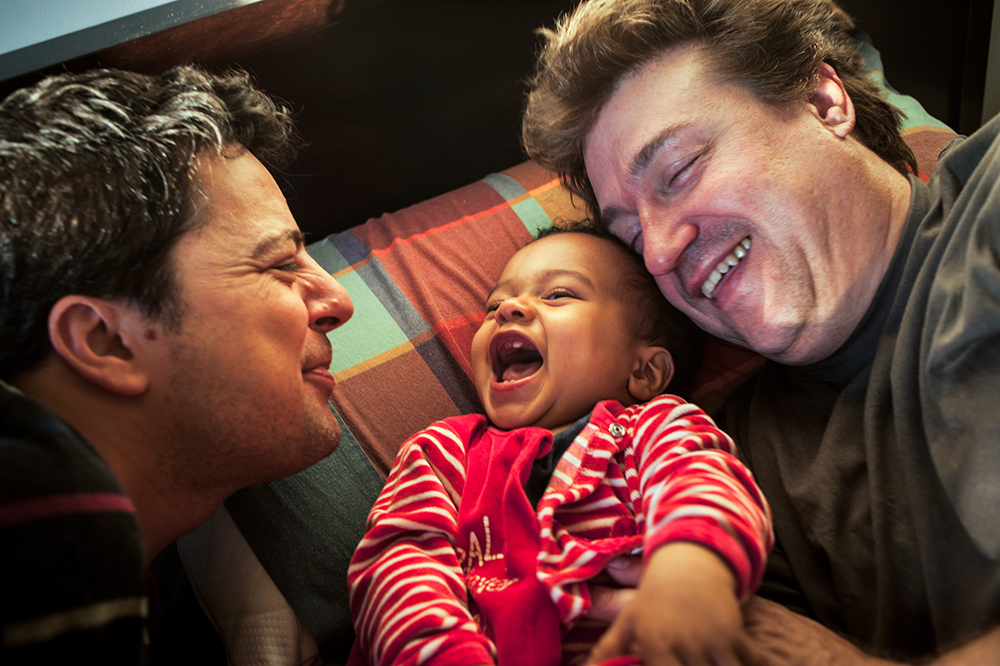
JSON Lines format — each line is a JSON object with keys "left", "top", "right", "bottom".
{"left": 471, "top": 232, "right": 644, "bottom": 432}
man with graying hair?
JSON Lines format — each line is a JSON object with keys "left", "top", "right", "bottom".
{"left": 0, "top": 66, "right": 353, "bottom": 663}
{"left": 523, "top": 0, "right": 1000, "bottom": 664}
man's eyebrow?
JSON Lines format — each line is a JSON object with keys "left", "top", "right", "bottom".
{"left": 629, "top": 126, "right": 681, "bottom": 179}
{"left": 597, "top": 125, "right": 686, "bottom": 224}
{"left": 252, "top": 229, "right": 304, "bottom": 259}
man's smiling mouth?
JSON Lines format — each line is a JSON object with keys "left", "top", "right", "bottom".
{"left": 702, "top": 236, "right": 751, "bottom": 298}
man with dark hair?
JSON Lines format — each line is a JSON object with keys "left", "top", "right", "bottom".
{"left": 0, "top": 66, "right": 353, "bottom": 662}
{"left": 523, "top": 0, "right": 1000, "bottom": 664}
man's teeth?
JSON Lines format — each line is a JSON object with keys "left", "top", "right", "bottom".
{"left": 701, "top": 237, "right": 751, "bottom": 299}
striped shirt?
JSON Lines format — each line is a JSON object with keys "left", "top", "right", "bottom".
{"left": 349, "top": 395, "right": 773, "bottom": 666}
{"left": 1, "top": 382, "right": 148, "bottom": 664}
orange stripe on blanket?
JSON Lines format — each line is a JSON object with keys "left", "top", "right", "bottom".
{"left": 334, "top": 330, "right": 437, "bottom": 382}
{"left": 506, "top": 178, "right": 563, "bottom": 207}
{"left": 429, "top": 312, "right": 484, "bottom": 379}
{"left": 0, "top": 493, "right": 136, "bottom": 528}
{"left": 330, "top": 178, "right": 563, "bottom": 280}
{"left": 432, "top": 311, "right": 487, "bottom": 333}
{"left": 901, "top": 125, "right": 956, "bottom": 137}
{"left": 334, "top": 314, "right": 486, "bottom": 382}
{"left": 371, "top": 178, "right": 562, "bottom": 257}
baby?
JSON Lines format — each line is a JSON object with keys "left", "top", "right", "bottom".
{"left": 348, "top": 227, "right": 773, "bottom": 666}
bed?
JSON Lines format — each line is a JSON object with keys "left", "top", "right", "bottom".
{"left": 0, "top": 1, "right": 978, "bottom": 664}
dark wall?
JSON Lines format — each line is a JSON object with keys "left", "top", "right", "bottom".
{"left": 216, "top": 0, "right": 582, "bottom": 239}
{"left": 0, "top": 0, "right": 579, "bottom": 239}
{"left": 837, "top": 0, "right": 993, "bottom": 136}
{"left": 1, "top": 0, "right": 990, "bottom": 240}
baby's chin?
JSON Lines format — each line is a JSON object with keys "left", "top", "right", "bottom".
{"left": 485, "top": 411, "right": 535, "bottom": 431}
{"left": 485, "top": 408, "right": 575, "bottom": 434}
{"left": 484, "top": 405, "right": 538, "bottom": 431}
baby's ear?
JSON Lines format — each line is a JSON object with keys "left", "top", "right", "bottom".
{"left": 628, "top": 346, "right": 674, "bottom": 402}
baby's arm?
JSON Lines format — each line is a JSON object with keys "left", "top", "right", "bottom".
{"left": 587, "top": 542, "right": 745, "bottom": 665}
{"left": 588, "top": 396, "right": 773, "bottom": 665}
{"left": 348, "top": 423, "right": 496, "bottom": 666}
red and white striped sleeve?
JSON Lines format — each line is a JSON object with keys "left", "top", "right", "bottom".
{"left": 625, "top": 395, "right": 774, "bottom": 599}
{"left": 347, "top": 420, "right": 496, "bottom": 666}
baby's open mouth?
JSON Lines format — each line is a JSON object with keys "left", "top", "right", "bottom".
{"left": 492, "top": 334, "right": 543, "bottom": 383}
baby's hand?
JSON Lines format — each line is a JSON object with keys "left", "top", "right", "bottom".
{"left": 585, "top": 542, "right": 751, "bottom": 666}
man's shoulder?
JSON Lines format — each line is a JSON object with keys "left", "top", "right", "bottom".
{"left": 1, "top": 380, "right": 68, "bottom": 441}
{"left": 935, "top": 114, "right": 1000, "bottom": 186}
{"left": 0, "top": 382, "right": 125, "bottom": 499}
{"left": 0, "top": 380, "right": 140, "bottom": 555}
{"left": 0, "top": 384, "right": 147, "bottom": 663}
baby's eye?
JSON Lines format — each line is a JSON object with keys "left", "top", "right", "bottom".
{"left": 543, "top": 288, "right": 576, "bottom": 301}
{"left": 484, "top": 300, "right": 500, "bottom": 314}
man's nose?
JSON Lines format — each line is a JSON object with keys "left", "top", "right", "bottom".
{"left": 307, "top": 267, "right": 354, "bottom": 333}
{"left": 639, "top": 208, "right": 699, "bottom": 277}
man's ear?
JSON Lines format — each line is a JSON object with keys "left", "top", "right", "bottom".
{"left": 47, "top": 296, "right": 151, "bottom": 396}
{"left": 628, "top": 346, "right": 675, "bottom": 403}
{"left": 807, "top": 61, "right": 855, "bottom": 139}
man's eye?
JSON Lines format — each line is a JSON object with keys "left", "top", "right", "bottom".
{"left": 274, "top": 261, "right": 301, "bottom": 273}
{"left": 666, "top": 156, "right": 697, "bottom": 189}
{"left": 630, "top": 232, "right": 644, "bottom": 255}
{"left": 668, "top": 147, "right": 710, "bottom": 191}
{"left": 609, "top": 217, "right": 642, "bottom": 254}
{"left": 268, "top": 261, "right": 302, "bottom": 284}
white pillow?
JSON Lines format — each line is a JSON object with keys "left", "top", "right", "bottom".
{"left": 176, "top": 505, "right": 322, "bottom": 666}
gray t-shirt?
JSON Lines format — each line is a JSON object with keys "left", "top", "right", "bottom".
{"left": 723, "top": 114, "right": 1000, "bottom": 658}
